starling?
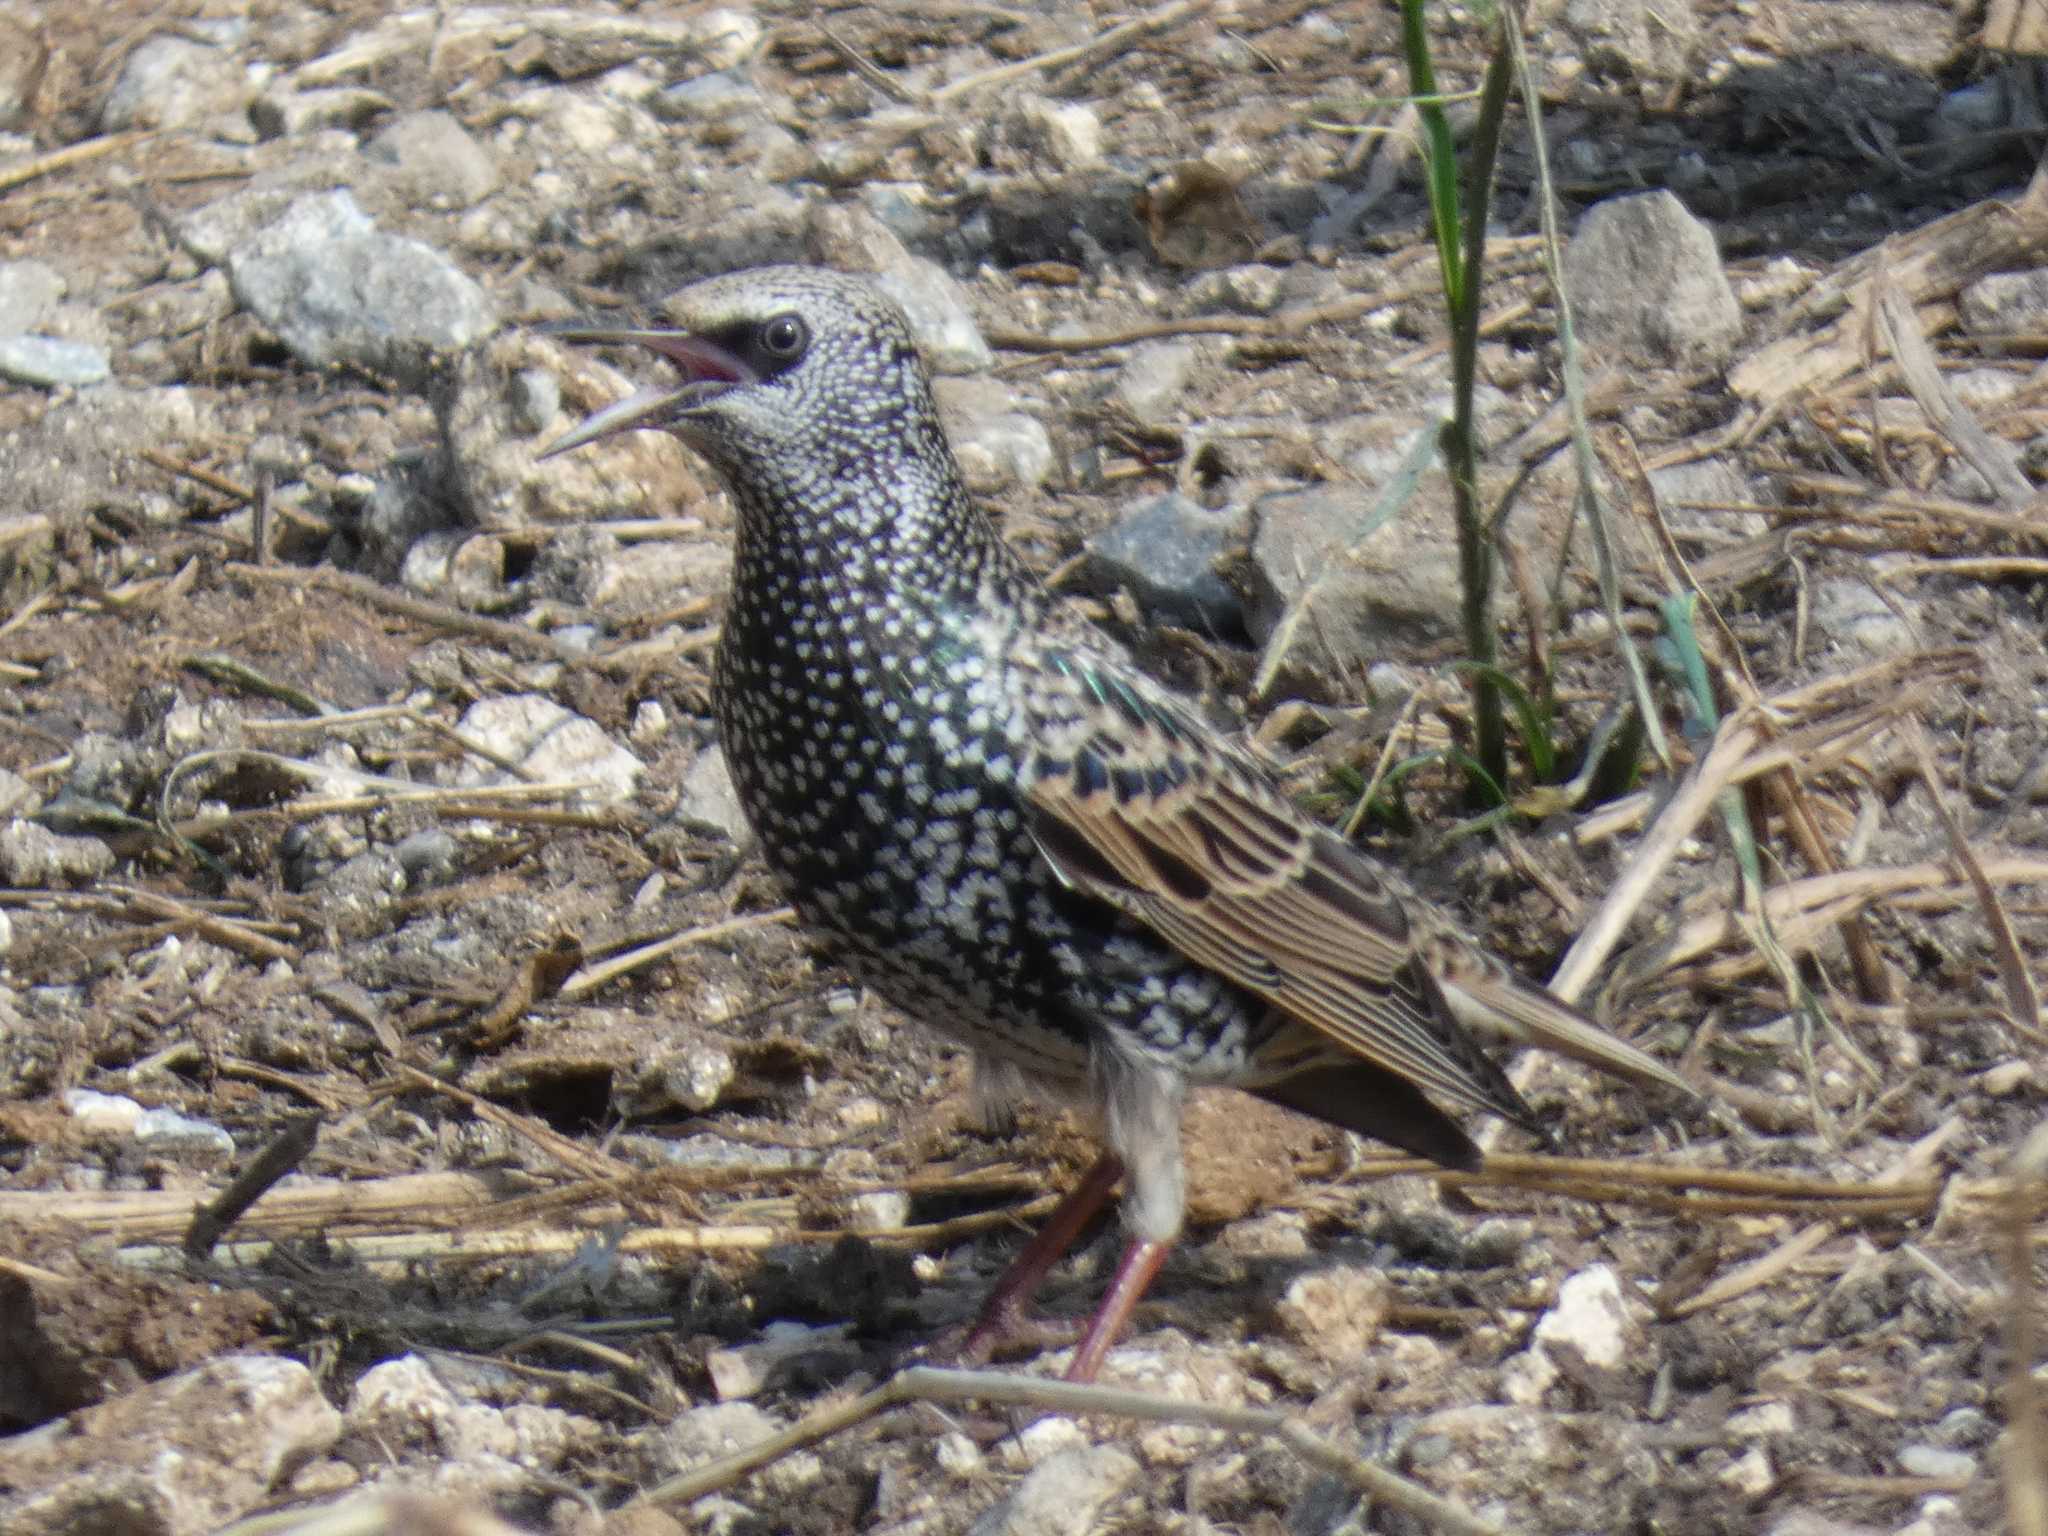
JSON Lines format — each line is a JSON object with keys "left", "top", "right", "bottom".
{"left": 545, "top": 267, "right": 1690, "bottom": 1382}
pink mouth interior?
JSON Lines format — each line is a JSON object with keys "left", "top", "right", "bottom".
{"left": 643, "top": 333, "right": 758, "bottom": 386}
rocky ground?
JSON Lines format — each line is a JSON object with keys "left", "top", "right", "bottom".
{"left": 0, "top": 1, "right": 2045, "bottom": 1534}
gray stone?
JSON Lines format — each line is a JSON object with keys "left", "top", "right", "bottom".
{"left": 133, "top": 1106, "right": 237, "bottom": 1161}
{"left": 509, "top": 368, "right": 560, "bottom": 435}
{"left": 704, "top": 1322, "right": 860, "bottom": 1401}
{"left": 1271, "top": 1263, "right": 1388, "bottom": 1360}
{"left": 1566, "top": 190, "right": 1741, "bottom": 368}
{"left": 676, "top": 746, "right": 748, "bottom": 840}
{"left": 400, "top": 528, "right": 507, "bottom": 609}
{"left": 226, "top": 190, "right": 498, "bottom": 389}
{"left": 1107, "top": 339, "right": 1199, "bottom": 426}
{"left": 648, "top": 1400, "right": 821, "bottom": 1497}
{"left": 651, "top": 71, "right": 762, "bottom": 122}
{"left": 1960, "top": 268, "right": 2048, "bottom": 337}
{"left": 360, "top": 450, "right": 456, "bottom": 573}
{"left": 934, "top": 374, "right": 1052, "bottom": 493}
{"left": 392, "top": 827, "right": 459, "bottom": 884}
{"left": 0, "top": 335, "right": 109, "bottom": 387}
{"left": 952, "top": 409, "right": 1053, "bottom": 494}
{"left": 177, "top": 184, "right": 306, "bottom": 268}
{"left": 1564, "top": 0, "right": 1699, "bottom": 81}
{"left": 101, "top": 33, "right": 247, "bottom": 132}
{"left": 870, "top": 259, "right": 993, "bottom": 374}
{"left": 1008, "top": 94, "right": 1103, "bottom": 171}
{"left": 967, "top": 1446, "right": 1139, "bottom": 1536}
{"left": 1188, "top": 263, "right": 1285, "bottom": 316}
{"left": 364, "top": 110, "right": 501, "bottom": 209}
{"left": 0, "top": 16, "right": 39, "bottom": 130}
{"left": 692, "top": 7, "right": 767, "bottom": 70}
{"left": 0, "top": 1356, "right": 341, "bottom": 1536}
{"left": 1764, "top": 1516, "right": 1885, "bottom": 1536}
{"left": 1930, "top": 1406, "right": 1994, "bottom": 1448}
{"left": 628, "top": 1038, "right": 738, "bottom": 1116}
{"left": 0, "top": 260, "right": 64, "bottom": 335}
{"left": 449, "top": 329, "right": 708, "bottom": 531}
{"left": 808, "top": 204, "right": 992, "bottom": 373}
{"left": 1810, "top": 577, "right": 1914, "bottom": 657}
{"left": 315, "top": 848, "right": 409, "bottom": 936}
{"left": 532, "top": 525, "right": 729, "bottom": 611}
{"left": 1241, "top": 477, "right": 1464, "bottom": 683}
{"left": 1935, "top": 78, "right": 2016, "bottom": 150}
{"left": 0, "top": 821, "right": 115, "bottom": 886}
{"left": 346, "top": 1353, "right": 603, "bottom": 1474}
{"left": 1084, "top": 491, "right": 1246, "bottom": 635}
{"left": 860, "top": 182, "right": 951, "bottom": 250}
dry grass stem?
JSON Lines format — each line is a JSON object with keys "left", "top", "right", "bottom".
{"left": 0, "top": 129, "right": 154, "bottom": 192}
{"left": 559, "top": 907, "right": 798, "bottom": 998}
{"left": 228, "top": 562, "right": 577, "bottom": 661}
{"left": 1901, "top": 717, "right": 2045, "bottom": 1040}
{"left": 637, "top": 1365, "right": 1505, "bottom": 1536}
{"left": 2004, "top": 1120, "right": 2048, "bottom": 1536}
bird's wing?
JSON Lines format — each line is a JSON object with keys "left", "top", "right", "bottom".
{"left": 1019, "top": 652, "right": 1688, "bottom": 1126}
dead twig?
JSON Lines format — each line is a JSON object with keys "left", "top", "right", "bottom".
{"left": 559, "top": 907, "right": 797, "bottom": 998}
{"left": 0, "top": 130, "right": 153, "bottom": 193}
{"left": 634, "top": 1364, "right": 1505, "bottom": 1536}
{"left": 185, "top": 1112, "right": 323, "bottom": 1258}
{"left": 1875, "top": 271, "right": 2034, "bottom": 508}
{"left": 1901, "top": 717, "right": 2045, "bottom": 1042}
{"left": 927, "top": 0, "right": 1210, "bottom": 104}
{"left": 226, "top": 562, "right": 577, "bottom": 662}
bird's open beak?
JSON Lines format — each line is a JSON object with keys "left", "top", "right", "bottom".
{"left": 536, "top": 324, "right": 758, "bottom": 459}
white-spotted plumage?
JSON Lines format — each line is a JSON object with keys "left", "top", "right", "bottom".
{"left": 546, "top": 265, "right": 1691, "bottom": 1379}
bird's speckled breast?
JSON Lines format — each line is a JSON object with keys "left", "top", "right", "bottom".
{"left": 711, "top": 546, "right": 1265, "bottom": 1085}
{"left": 712, "top": 543, "right": 1100, "bottom": 1077}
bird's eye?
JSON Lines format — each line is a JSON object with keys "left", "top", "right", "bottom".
{"left": 759, "top": 314, "right": 808, "bottom": 362}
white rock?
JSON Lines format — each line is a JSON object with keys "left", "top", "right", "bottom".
{"left": 1727, "top": 1400, "right": 1796, "bottom": 1439}
{"left": 1012, "top": 95, "right": 1103, "bottom": 171}
{"left": 62, "top": 1087, "right": 144, "bottom": 1135}
{"left": 651, "top": 1399, "right": 782, "bottom": 1476}
{"left": 935, "top": 1430, "right": 984, "bottom": 1478}
{"left": 1532, "top": 1263, "right": 1633, "bottom": 1369}
{"left": 704, "top": 1321, "right": 857, "bottom": 1401}
{"left": 1273, "top": 1264, "right": 1387, "bottom": 1359}
{"left": 968, "top": 1446, "right": 1138, "bottom": 1536}
{"left": 996, "top": 1414, "right": 1087, "bottom": 1470}
{"left": 1721, "top": 1444, "right": 1775, "bottom": 1496}
{"left": 449, "top": 695, "right": 642, "bottom": 805}
{"left": 1897, "top": 1443, "right": 1975, "bottom": 1481}
{"left": 0, "top": 1356, "right": 341, "bottom": 1534}
{"left": 694, "top": 8, "right": 764, "bottom": 70}
{"left": 629, "top": 700, "right": 670, "bottom": 748}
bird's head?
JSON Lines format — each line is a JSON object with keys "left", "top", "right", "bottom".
{"left": 540, "top": 265, "right": 941, "bottom": 483}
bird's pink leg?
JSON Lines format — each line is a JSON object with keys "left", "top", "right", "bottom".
{"left": 1064, "top": 1236, "right": 1172, "bottom": 1383}
{"left": 955, "top": 1152, "right": 1124, "bottom": 1364}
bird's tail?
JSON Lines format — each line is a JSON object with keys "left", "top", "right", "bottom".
{"left": 1426, "top": 961, "right": 1696, "bottom": 1100}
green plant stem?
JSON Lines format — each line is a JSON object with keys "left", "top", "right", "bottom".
{"left": 1399, "top": 0, "right": 1464, "bottom": 312}
{"left": 1400, "top": 0, "right": 1511, "bottom": 793}
{"left": 1448, "top": 40, "right": 1515, "bottom": 792}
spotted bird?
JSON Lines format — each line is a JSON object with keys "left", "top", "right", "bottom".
{"left": 544, "top": 267, "right": 1690, "bottom": 1381}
